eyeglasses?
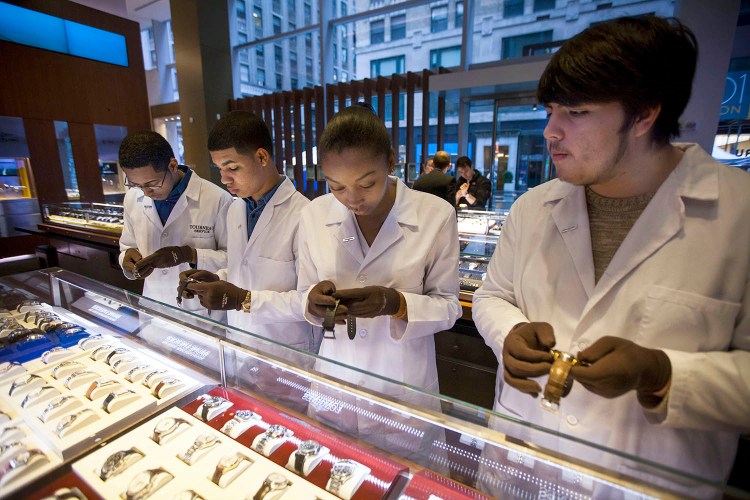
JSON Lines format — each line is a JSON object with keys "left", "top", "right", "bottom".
{"left": 124, "top": 171, "right": 168, "bottom": 191}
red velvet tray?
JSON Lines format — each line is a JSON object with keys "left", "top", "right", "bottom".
{"left": 400, "top": 470, "right": 493, "bottom": 499}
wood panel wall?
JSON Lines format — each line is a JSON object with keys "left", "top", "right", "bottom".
{"left": 0, "top": 0, "right": 151, "bottom": 205}
{"left": 229, "top": 70, "right": 445, "bottom": 199}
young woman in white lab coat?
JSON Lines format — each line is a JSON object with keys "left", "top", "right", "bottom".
{"left": 297, "top": 105, "right": 461, "bottom": 463}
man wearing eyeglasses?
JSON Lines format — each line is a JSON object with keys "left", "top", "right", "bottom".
{"left": 118, "top": 131, "right": 232, "bottom": 315}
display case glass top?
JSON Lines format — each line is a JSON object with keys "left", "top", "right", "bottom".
{"left": 0, "top": 269, "right": 742, "bottom": 500}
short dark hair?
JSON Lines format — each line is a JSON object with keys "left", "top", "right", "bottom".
{"left": 119, "top": 131, "right": 174, "bottom": 171}
{"left": 456, "top": 156, "right": 473, "bottom": 169}
{"left": 319, "top": 104, "right": 392, "bottom": 163}
{"left": 537, "top": 15, "right": 697, "bottom": 145}
{"left": 433, "top": 151, "right": 450, "bottom": 170}
{"left": 208, "top": 111, "right": 274, "bottom": 158}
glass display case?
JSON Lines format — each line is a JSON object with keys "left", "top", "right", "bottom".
{"left": 457, "top": 209, "right": 506, "bottom": 293}
{"left": 42, "top": 202, "right": 124, "bottom": 234}
{"left": 0, "top": 269, "right": 741, "bottom": 500}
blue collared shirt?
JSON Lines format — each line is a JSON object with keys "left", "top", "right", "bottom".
{"left": 244, "top": 178, "right": 283, "bottom": 239}
{"left": 154, "top": 165, "right": 191, "bottom": 225}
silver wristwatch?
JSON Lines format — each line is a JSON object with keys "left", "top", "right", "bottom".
{"left": 328, "top": 459, "right": 357, "bottom": 496}
{"left": 151, "top": 417, "right": 190, "bottom": 444}
{"left": 99, "top": 447, "right": 144, "bottom": 481}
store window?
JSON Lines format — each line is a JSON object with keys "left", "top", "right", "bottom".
{"left": 54, "top": 122, "right": 79, "bottom": 201}
{"left": 0, "top": 116, "right": 33, "bottom": 201}
{"left": 391, "top": 14, "right": 406, "bottom": 41}
{"left": 504, "top": 0, "right": 524, "bottom": 18}
{"left": 431, "top": 5, "right": 448, "bottom": 33}
{"left": 94, "top": 125, "right": 128, "bottom": 203}
{"left": 371, "top": 19, "right": 385, "bottom": 44}
{"left": 430, "top": 45, "right": 461, "bottom": 69}
{"left": 502, "top": 30, "right": 553, "bottom": 59}
{"left": 534, "top": 0, "right": 555, "bottom": 11}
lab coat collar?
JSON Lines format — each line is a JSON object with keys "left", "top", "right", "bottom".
{"left": 245, "top": 176, "right": 295, "bottom": 250}
{"left": 328, "top": 177, "right": 416, "bottom": 268}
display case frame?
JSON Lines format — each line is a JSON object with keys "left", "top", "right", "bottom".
{"left": 0, "top": 268, "right": 743, "bottom": 500}
{"left": 42, "top": 202, "right": 124, "bottom": 235}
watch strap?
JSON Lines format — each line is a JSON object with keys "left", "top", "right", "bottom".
{"left": 347, "top": 315, "right": 356, "bottom": 340}
{"left": 294, "top": 452, "right": 305, "bottom": 474}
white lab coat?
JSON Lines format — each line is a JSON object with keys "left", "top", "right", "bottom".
{"left": 119, "top": 169, "right": 232, "bottom": 315}
{"left": 218, "top": 177, "right": 317, "bottom": 351}
{"left": 297, "top": 177, "right": 461, "bottom": 465}
{"left": 472, "top": 144, "right": 750, "bottom": 488}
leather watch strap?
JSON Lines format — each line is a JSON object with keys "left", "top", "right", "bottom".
{"left": 294, "top": 452, "right": 305, "bottom": 474}
{"left": 346, "top": 315, "right": 356, "bottom": 340}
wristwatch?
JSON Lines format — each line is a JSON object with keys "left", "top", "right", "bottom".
{"left": 85, "top": 379, "right": 119, "bottom": 400}
{"left": 90, "top": 344, "right": 114, "bottom": 360}
{"left": 125, "top": 467, "right": 174, "bottom": 500}
{"left": 199, "top": 395, "right": 229, "bottom": 421}
{"left": 51, "top": 360, "right": 83, "bottom": 379}
{"left": 77, "top": 334, "right": 103, "bottom": 350}
{"left": 541, "top": 349, "right": 580, "bottom": 412}
{"left": 151, "top": 417, "right": 190, "bottom": 444}
{"left": 152, "top": 377, "right": 180, "bottom": 398}
{"left": 253, "top": 472, "right": 291, "bottom": 500}
{"left": 240, "top": 290, "right": 252, "bottom": 313}
{"left": 0, "top": 440, "right": 23, "bottom": 455}
{"left": 21, "top": 385, "right": 58, "bottom": 408}
{"left": 41, "top": 347, "right": 69, "bottom": 364}
{"left": 55, "top": 408, "right": 95, "bottom": 437}
{"left": 0, "top": 425, "right": 23, "bottom": 442}
{"left": 322, "top": 298, "right": 341, "bottom": 339}
{"left": 111, "top": 355, "right": 137, "bottom": 373}
{"left": 179, "top": 434, "right": 220, "bottom": 464}
{"left": 102, "top": 389, "right": 137, "bottom": 413}
{"left": 39, "top": 395, "right": 76, "bottom": 422}
{"left": 98, "top": 447, "right": 144, "bottom": 481}
{"left": 63, "top": 369, "right": 97, "bottom": 390}
{"left": 254, "top": 424, "right": 291, "bottom": 456}
{"left": 221, "top": 409, "right": 260, "bottom": 436}
{"left": 210, "top": 452, "right": 250, "bottom": 485}
{"left": 327, "top": 459, "right": 357, "bottom": 496}
{"left": 125, "top": 364, "right": 151, "bottom": 383}
{"left": 105, "top": 347, "right": 130, "bottom": 365}
{"left": 294, "top": 440, "right": 322, "bottom": 474}
{"left": 142, "top": 369, "right": 167, "bottom": 388}
{"left": 9, "top": 373, "right": 42, "bottom": 397}
{"left": 0, "top": 448, "right": 46, "bottom": 477}
{"left": 0, "top": 361, "right": 21, "bottom": 375}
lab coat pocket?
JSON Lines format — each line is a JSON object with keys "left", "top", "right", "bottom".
{"left": 254, "top": 256, "right": 297, "bottom": 291}
{"left": 638, "top": 285, "right": 741, "bottom": 351}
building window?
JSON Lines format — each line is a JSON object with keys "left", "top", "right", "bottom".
{"left": 272, "top": 0, "right": 281, "bottom": 13}
{"left": 431, "top": 5, "right": 448, "bottom": 33}
{"left": 167, "top": 20, "right": 175, "bottom": 64}
{"left": 141, "top": 28, "right": 156, "bottom": 70}
{"left": 240, "top": 63, "right": 250, "bottom": 83}
{"left": 290, "top": 51, "right": 298, "bottom": 76}
{"left": 304, "top": 2, "right": 312, "bottom": 24}
{"left": 276, "top": 72, "right": 283, "bottom": 89}
{"left": 430, "top": 45, "right": 461, "bottom": 69}
{"left": 502, "top": 30, "right": 553, "bottom": 59}
{"left": 342, "top": 47, "right": 347, "bottom": 64}
{"left": 333, "top": 68, "right": 338, "bottom": 82}
{"left": 238, "top": 32, "right": 248, "bottom": 44}
{"left": 370, "top": 19, "right": 384, "bottom": 44}
{"left": 305, "top": 33, "right": 313, "bottom": 56}
{"left": 236, "top": 0, "right": 246, "bottom": 18}
{"left": 170, "top": 66, "right": 179, "bottom": 101}
{"left": 333, "top": 42, "right": 338, "bottom": 64}
{"left": 275, "top": 44, "right": 283, "bottom": 67}
{"left": 253, "top": 6, "right": 262, "bottom": 36}
{"left": 455, "top": 1, "right": 463, "bottom": 28}
{"left": 256, "top": 45, "right": 265, "bottom": 67}
{"left": 503, "top": 0, "right": 524, "bottom": 18}
{"left": 391, "top": 14, "right": 406, "bottom": 41}
{"left": 341, "top": 70, "right": 348, "bottom": 82}
{"left": 306, "top": 57, "right": 313, "bottom": 80}
{"left": 273, "top": 15, "right": 282, "bottom": 34}
{"left": 341, "top": 1, "right": 347, "bottom": 17}
{"left": 257, "top": 68, "right": 266, "bottom": 86}
{"left": 371, "top": 55, "right": 405, "bottom": 77}
{"left": 533, "top": 0, "right": 555, "bottom": 11}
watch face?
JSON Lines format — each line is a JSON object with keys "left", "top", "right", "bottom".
{"left": 204, "top": 396, "right": 226, "bottom": 408}
{"left": 161, "top": 377, "right": 179, "bottom": 385}
{"left": 266, "top": 424, "right": 287, "bottom": 438}
{"left": 154, "top": 418, "right": 178, "bottom": 434}
{"left": 234, "top": 410, "right": 256, "bottom": 421}
{"left": 194, "top": 434, "right": 217, "bottom": 447}
{"left": 267, "top": 472, "right": 290, "bottom": 489}
{"left": 219, "top": 453, "right": 242, "bottom": 469}
{"left": 298, "top": 440, "right": 321, "bottom": 456}
{"left": 332, "top": 460, "right": 356, "bottom": 479}
{"left": 126, "top": 470, "right": 152, "bottom": 495}
{"left": 100, "top": 450, "right": 127, "bottom": 478}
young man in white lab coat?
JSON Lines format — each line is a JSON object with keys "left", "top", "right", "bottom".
{"left": 177, "top": 111, "right": 317, "bottom": 353}
{"left": 472, "top": 16, "right": 750, "bottom": 493}
{"left": 118, "top": 131, "right": 231, "bottom": 317}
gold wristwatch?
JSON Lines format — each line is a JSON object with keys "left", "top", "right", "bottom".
{"left": 240, "top": 291, "right": 252, "bottom": 313}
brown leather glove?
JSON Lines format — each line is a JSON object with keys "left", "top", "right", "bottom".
{"left": 502, "top": 322, "right": 556, "bottom": 397}
{"left": 177, "top": 270, "right": 220, "bottom": 300}
{"left": 570, "top": 336, "right": 671, "bottom": 404}
{"left": 135, "top": 245, "right": 194, "bottom": 277}
{"left": 185, "top": 280, "right": 247, "bottom": 311}
{"left": 307, "top": 280, "right": 348, "bottom": 323}
{"left": 333, "top": 286, "right": 401, "bottom": 318}
{"left": 122, "top": 248, "right": 143, "bottom": 279}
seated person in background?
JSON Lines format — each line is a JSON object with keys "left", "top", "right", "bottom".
{"left": 453, "top": 156, "right": 491, "bottom": 209}
{"left": 118, "top": 131, "right": 231, "bottom": 317}
{"left": 412, "top": 150, "right": 456, "bottom": 204}
{"left": 472, "top": 14, "right": 750, "bottom": 491}
{"left": 178, "top": 111, "right": 319, "bottom": 353}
